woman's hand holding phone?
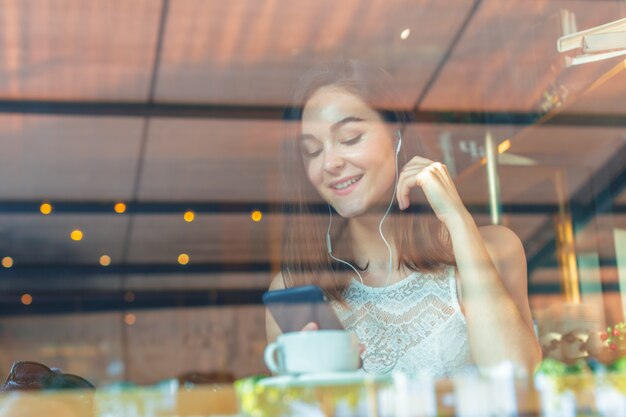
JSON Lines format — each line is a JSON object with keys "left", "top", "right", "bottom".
{"left": 263, "top": 285, "right": 345, "bottom": 333}
{"left": 264, "top": 285, "right": 365, "bottom": 366}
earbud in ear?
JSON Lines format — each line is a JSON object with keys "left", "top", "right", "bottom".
{"left": 395, "top": 130, "right": 402, "bottom": 154}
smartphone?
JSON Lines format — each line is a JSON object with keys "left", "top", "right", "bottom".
{"left": 263, "top": 285, "right": 345, "bottom": 333}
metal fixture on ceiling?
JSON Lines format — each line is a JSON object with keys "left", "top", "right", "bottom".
{"left": 558, "top": 17, "right": 626, "bottom": 66}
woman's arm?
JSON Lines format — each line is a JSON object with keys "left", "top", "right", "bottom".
{"left": 451, "top": 217, "right": 542, "bottom": 372}
{"left": 397, "top": 158, "right": 542, "bottom": 372}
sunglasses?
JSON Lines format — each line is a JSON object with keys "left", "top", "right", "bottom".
{"left": 2, "top": 361, "right": 95, "bottom": 391}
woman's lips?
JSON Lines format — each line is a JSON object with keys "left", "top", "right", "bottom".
{"left": 329, "top": 175, "right": 363, "bottom": 196}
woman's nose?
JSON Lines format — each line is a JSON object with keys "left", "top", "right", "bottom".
{"left": 323, "top": 148, "right": 345, "bottom": 172}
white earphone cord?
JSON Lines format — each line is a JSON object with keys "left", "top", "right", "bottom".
{"left": 327, "top": 206, "right": 364, "bottom": 284}
{"left": 326, "top": 131, "right": 401, "bottom": 288}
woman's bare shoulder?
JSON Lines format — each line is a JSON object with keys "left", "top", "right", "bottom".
{"left": 477, "top": 224, "right": 520, "bottom": 241}
{"left": 477, "top": 224, "right": 525, "bottom": 263}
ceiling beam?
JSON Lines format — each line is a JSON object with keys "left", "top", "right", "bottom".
{"left": 413, "top": 0, "right": 483, "bottom": 110}
{"left": 2, "top": 200, "right": 624, "bottom": 215}
{"left": 0, "top": 280, "right": 621, "bottom": 317}
{"left": 1, "top": 99, "right": 625, "bottom": 126}
{"left": 0, "top": 262, "right": 274, "bottom": 276}
{"left": 0, "top": 256, "right": 616, "bottom": 279}
{"left": 0, "top": 288, "right": 265, "bottom": 316}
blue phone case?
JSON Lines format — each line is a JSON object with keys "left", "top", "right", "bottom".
{"left": 263, "top": 285, "right": 345, "bottom": 333}
{"left": 262, "top": 285, "right": 326, "bottom": 304}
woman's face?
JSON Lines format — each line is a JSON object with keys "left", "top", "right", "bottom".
{"left": 300, "top": 86, "right": 397, "bottom": 218}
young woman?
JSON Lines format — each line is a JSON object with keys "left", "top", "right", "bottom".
{"left": 266, "top": 60, "right": 541, "bottom": 378}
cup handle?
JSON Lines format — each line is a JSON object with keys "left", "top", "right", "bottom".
{"left": 264, "top": 342, "right": 283, "bottom": 374}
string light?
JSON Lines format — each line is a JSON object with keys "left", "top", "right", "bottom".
{"left": 251, "top": 210, "right": 262, "bottom": 222}
{"left": 21, "top": 294, "right": 32, "bottom": 305}
{"left": 114, "top": 203, "right": 126, "bottom": 214}
{"left": 70, "top": 230, "right": 83, "bottom": 241}
{"left": 184, "top": 211, "right": 195, "bottom": 222}
{"left": 40, "top": 203, "right": 52, "bottom": 215}
{"left": 178, "top": 253, "right": 190, "bottom": 265}
{"left": 2, "top": 257, "right": 13, "bottom": 268}
{"left": 124, "top": 313, "right": 136, "bottom": 325}
{"left": 99, "top": 255, "right": 111, "bottom": 266}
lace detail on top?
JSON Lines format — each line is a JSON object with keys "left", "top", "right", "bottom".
{"left": 332, "top": 266, "right": 473, "bottom": 378}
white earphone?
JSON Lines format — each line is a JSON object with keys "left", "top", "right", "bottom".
{"left": 326, "top": 130, "right": 402, "bottom": 287}
{"left": 395, "top": 129, "right": 402, "bottom": 154}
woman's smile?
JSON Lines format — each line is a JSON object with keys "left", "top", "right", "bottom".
{"left": 328, "top": 174, "right": 363, "bottom": 195}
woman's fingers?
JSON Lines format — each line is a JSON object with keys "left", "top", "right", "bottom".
{"left": 397, "top": 162, "right": 451, "bottom": 210}
{"left": 397, "top": 164, "right": 432, "bottom": 209}
{"left": 396, "top": 167, "right": 419, "bottom": 209}
{"left": 301, "top": 322, "right": 319, "bottom": 331}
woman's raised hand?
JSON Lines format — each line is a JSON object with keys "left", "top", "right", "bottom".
{"left": 396, "top": 157, "right": 469, "bottom": 226}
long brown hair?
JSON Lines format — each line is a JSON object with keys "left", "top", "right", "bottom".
{"left": 281, "top": 60, "right": 454, "bottom": 301}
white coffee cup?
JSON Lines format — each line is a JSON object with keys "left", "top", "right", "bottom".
{"left": 264, "top": 330, "right": 360, "bottom": 374}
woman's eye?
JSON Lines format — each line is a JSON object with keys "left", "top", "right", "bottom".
{"left": 302, "top": 148, "right": 322, "bottom": 158}
{"left": 341, "top": 134, "right": 363, "bottom": 145}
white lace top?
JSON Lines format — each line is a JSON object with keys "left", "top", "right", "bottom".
{"left": 332, "top": 266, "right": 473, "bottom": 378}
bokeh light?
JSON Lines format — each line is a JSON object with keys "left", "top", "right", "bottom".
{"left": 124, "top": 313, "right": 136, "bottom": 325}
{"left": 498, "top": 139, "right": 512, "bottom": 154}
{"left": 251, "top": 210, "right": 262, "bottom": 222}
{"left": 2, "top": 257, "right": 13, "bottom": 268}
{"left": 178, "top": 253, "right": 190, "bottom": 265}
{"left": 184, "top": 211, "right": 195, "bottom": 222}
{"left": 40, "top": 203, "right": 53, "bottom": 215}
{"left": 21, "top": 294, "right": 32, "bottom": 305}
{"left": 114, "top": 203, "right": 126, "bottom": 214}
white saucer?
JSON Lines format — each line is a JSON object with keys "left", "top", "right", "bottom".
{"left": 258, "top": 370, "right": 391, "bottom": 387}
